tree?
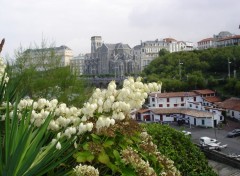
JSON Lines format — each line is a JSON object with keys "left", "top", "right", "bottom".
{"left": 10, "top": 39, "right": 93, "bottom": 106}
{"left": 143, "top": 123, "right": 217, "bottom": 176}
{"left": 158, "top": 48, "right": 170, "bottom": 57}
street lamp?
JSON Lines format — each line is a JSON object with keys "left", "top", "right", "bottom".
{"left": 179, "top": 60, "right": 183, "bottom": 80}
{"left": 228, "top": 58, "right": 231, "bottom": 79}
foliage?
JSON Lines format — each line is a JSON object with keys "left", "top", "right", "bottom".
{"left": 1, "top": 55, "right": 182, "bottom": 176}
{"left": 0, "top": 101, "right": 75, "bottom": 176}
{"left": 142, "top": 46, "right": 240, "bottom": 97}
{"left": 142, "top": 123, "right": 217, "bottom": 176}
{"left": 72, "top": 119, "right": 182, "bottom": 176}
{"left": 10, "top": 42, "right": 93, "bottom": 107}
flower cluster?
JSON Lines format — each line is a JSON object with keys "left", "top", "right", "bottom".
{"left": 121, "top": 147, "right": 157, "bottom": 176}
{"left": 2, "top": 75, "right": 162, "bottom": 159}
{"left": 117, "top": 77, "right": 161, "bottom": 109}
{"left": 84, "top": 77, "right": 161, "bottom": 131}
{"left": 139, "top": 132, "right": 181, "bottom": 176}
{"left": 0, "top": 57, "right": 8, "bottom": 83}
{"left": 73, "top": 164, "right": 99, "bottom": 176}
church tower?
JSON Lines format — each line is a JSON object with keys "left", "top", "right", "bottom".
{"left": 91, "top": 36, "right": 102, "bottom": 57}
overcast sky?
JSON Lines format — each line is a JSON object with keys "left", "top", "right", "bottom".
{"left": 1, "top": 0, "right": 240, "bottom": 58}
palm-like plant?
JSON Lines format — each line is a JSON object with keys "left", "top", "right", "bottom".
{"left": 0, "top": 50, "right": 75, "bottom": 175}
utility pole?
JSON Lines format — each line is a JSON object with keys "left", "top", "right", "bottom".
{"left": 228, "top": 58, "right": 231, "bottom": 79}
{"left": 179, "top": 59, "right": 183, "bottom": 80}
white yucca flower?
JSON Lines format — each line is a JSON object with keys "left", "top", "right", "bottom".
{"left": 73, "top": 164, "right": 99, "bottom": 176}
{"left": 56, "top": 142, "right": 61, "bottom": 150}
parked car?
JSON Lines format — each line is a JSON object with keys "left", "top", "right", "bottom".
{"left": 199, "top": 137, "right": 218, "bottom": 146}
{"left": 182, "top": 130, "right": 191, "bottom": 136}
{"left": 199, "top": 136, "right": 227, "bottom": 150}
{"left": 227, "top": 129, "right": 240, "bottom": 138}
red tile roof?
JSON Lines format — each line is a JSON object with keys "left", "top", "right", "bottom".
{"left": 197, "top": 38, "right": 214, "bottom": 43}
{"left": 150, "top": 108, "right": 213, "bottom": 118}
{"left": 149, "top": 92, "right": 198, "bottom": 98}
{"left": 217, "top": 97, "right": 240, "bottom": 111}
{"left": 217, "top": 35, "right": 240, "bottom": 41}
{"left": 163, "top": 38, "right": 177, "bottom": 43}
{"left": 193, "top": 89, "right": 215, "bottom": 95}
{"left": 203, "top": 96, "right": 222, "bottom": 103}
{"left": 137, "top": 109, "right": 150, "bottom": 114}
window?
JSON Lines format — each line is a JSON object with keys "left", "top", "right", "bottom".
{"left": 152, "top": 98, "right": 155, "bottom": 102}
{"left": 194, "top": 97, "right": 196, "bottom": 101}
{"left": 159, "top": 104, "right": 163, "bottom": 107}
{"left": 167, "top": 98, "right": 169, "bottom": 102}
{"left": 196, "top": 106, "right": 198, "bottom": 109}
{"left": 190, "top": 104, "right": 192, "bottom": 107}
{"left": 167, "top": 104, "right": 170, "bottom": 107}
{"left": 232, "top": 111, "right": 234, "bottom": 116}
{"left": 202, "top": 119, "right": 205, "bottom": 125}
{"left": 174, "top": 104, "right": 177, "bottom": 107}
{"left": 181, "top": 103, "right": 184, "bottom": 106}
{"left": 153, "top": 104, "right": 155, "bottom": 107}
{"left": 181, "top": 97, "right": 184, "bottom": 102}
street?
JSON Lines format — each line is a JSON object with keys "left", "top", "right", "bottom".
{"left": 170, "top": 120, "right": 240, "bottom": 156}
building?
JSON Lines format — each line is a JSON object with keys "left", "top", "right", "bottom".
{"left": 216, "top": 35, "right": 240, "bottom": 48}
{"left": 23, "top": 45, "right": 73, "bottom": 71}
{"left": 133, "top": 38, "right": 194, "bottom": 71}
{"left": 148, "top": 91, "right": 201, "bottom": 108}
{"left": 70, "top": 54, "right": 85, "bottom": 76}
{"left": 85, "top": 36, "right": 138, "bottom": 76}
{"left": 137, "top": 89, "right": 224, "bottom": 128}
{"left": 217, "top": 97, "right": 240, "bottom": 121}
{"left": 197, "top": 31, "right": 240, "bottom": 49}
{"left": 150, "top": 108, "right": 216, "bottom": 127}
{"left": 202, "top": 96, "right": 222, "bottom": 107}
{"left": 197, "top": 38, "right": 215, "bottom": 50}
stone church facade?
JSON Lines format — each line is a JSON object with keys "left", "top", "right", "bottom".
{"left": 85, "top": 36, "right": 139, "bottom": 77}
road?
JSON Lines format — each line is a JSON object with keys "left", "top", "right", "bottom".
{"left": 170, "top": 122, "right": 240, "bottom": 155}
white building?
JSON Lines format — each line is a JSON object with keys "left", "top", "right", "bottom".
{"left": 133, "top": 38, "right": 194, "bottom": 71}
{"left": 197, "top": 31, "right": 240, "bottom": 50}
{"left": 150, "top": 108, "right": 215, "bottom": 128}
{"left": 148, "top": 92, "right": 201, "bottom": 108}
{"left": 216, "top": 35, "right": 240, "bottom": 48}
{"left": 217, "top": 97, "right": 240, "bottom": 121}
{"left": 70, "top": 54, "right": 85, "bottom": 76}
{"left": 197, "top": 38, "right": 215, "bottom": 50}
{"left": 137, "top": 89, "right": 224, "bottom": 128}
{"left": 23, "top": 45, "right": 73, "bottom": 71}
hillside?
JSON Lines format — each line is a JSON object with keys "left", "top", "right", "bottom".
{"left": 142, "top": 46, "right": 240, "bottom": 99}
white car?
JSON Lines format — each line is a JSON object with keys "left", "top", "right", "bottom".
{"left": 199, "top": 136, "right": 227, "bottom": 150}
{"left": 182, "top": 130, "right": 191, "bottom": 136}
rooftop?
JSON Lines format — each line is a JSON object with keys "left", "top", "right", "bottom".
{"left": 217, "top": 97, "right": 240, "bottom": 111}
{"left": 197, "top": 38, "right": 214, "bottom": 43}
{"left": 203, "top": 96, "right": 222, "bottom": 103}
{"left": 150, "top": 108, "right": 213, "bottom": 118}
{"left": 193, "top": 89, "right": 215, "bottom": 95}
{"left": 149, "top": 91, "right": 198, "bottom": 98}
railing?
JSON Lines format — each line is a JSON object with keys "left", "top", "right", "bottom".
{"left": 196, "top": 144, "right": 240, "bottom": 169}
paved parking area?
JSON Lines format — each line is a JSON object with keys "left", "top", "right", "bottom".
{"left": 169, "top": 119, "right": 240, "bottom": 155}
{"left": 169, "top": 120, "right": 240, "bottom": 175}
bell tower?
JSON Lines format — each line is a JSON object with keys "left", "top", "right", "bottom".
{"left": 91, "top": 36, "right": 102, "bottom": 57}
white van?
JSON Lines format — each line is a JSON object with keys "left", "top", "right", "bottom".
{"left": 199, "top": 137, "right": 227, "bottom": 150}
{"left": 199, "top": 137, "right": 218, "bottom": 146}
